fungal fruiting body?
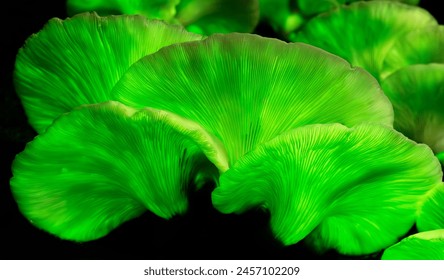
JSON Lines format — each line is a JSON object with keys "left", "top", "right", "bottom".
{"left": 292, "top": 1, "right": 438, "bottom": 80}
{"left": 66, "top": 0, "right": 260, "bottom": 35}
{"left": 112, "top": 33, "right": 393, "bottom": 170}
{"left": 382, "top": 229, "right": 444, "bottom": 260}
{"left": 10, "top": 101, "right": 221, "bottom": 242}
{"left": 212, "top": 123, "right": 442, "bottom": 255}
{"left": 14, "top": 12, "right": 203, "bottom": 133}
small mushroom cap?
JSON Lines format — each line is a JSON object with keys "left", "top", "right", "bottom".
{"left": 381, "top": 64, "right": 444, "bottom": 154}
{"left": 382, "top": 25, "right": 444, "bottom": 79}
{"left": 212, "top": 123, "right": 442, "bottom": 255}
{"left": 417, "top": 183, "right": 444, "bottom": 232}
{"left": 14, "top": 12, "right": 202, "bottom": 134}
{"left": 381, "top": 229, "right": 444, "bottom": 260}
{"left": 112, "top": 33, "right": 393, "bottom": 170}
{"left": 292, "top": 1, "right": 438, "bottom": 80}
{"left": 10, "top": 101, "right": 220, "bottom": 242}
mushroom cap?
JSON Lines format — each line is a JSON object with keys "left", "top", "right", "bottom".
{"left": 212, "top": 123, "right": 442, "bottom": 255}
{"left": 10, "top": 101, "right": 220, "bottom": 242}
{"left": 382, "top": 25, "right": 444, "bottom": 79}
{"left": 381, "top": 64, "right": 444, "bottom": 154}
{"left": 381, "top": 229, "right": 444, "bottom": 260}
{"left": 292, "top": 1, "right": 438, "bottom": 80}
{"left": 112, "top": 33, "right": 393, "bottom": 170}
{"left": 14, "top": 12, "right": 202, "bottom": 133}
{"left": 417, "top": 183, "right": 444, "bottom": 232}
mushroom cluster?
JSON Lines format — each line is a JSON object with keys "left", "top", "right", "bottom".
{"left": 9, "top": 1, "right": 444, "bottom": 259}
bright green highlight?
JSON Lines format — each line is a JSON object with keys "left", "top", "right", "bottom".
{"left": 382, "top": 229, "right": 444, "bottom": 260}
{"left": 417, "top": 183, "right": 444, "bottom": 232}
{"left": 212, "top": 123, "right": 442, "bottom": 255}
{"left": 14, "top": 12, "right": 202, "bottom": 134}
{"left": 112, "top": 33, "right": 393, "bottom": 170}
{"left": 381, "top": 64, "right": 444, "bottom": 155}
{"left": 67, "top": 0, "right": 259, "bottom": 35}
{"left": 292, "top": 1, "right": 437, "bottom": 80}
{"left": 382, "top": 25, "right": 444, "bottom": 79}
{"left": 10, "top": 101, "right": 220, "bottom": 242}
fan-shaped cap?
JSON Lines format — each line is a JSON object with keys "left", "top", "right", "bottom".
{"left": 212, "top": 123, "right": 442, "bottom": 255}
{"left": 381, "top": 229, "right": 444, "bottom": 260}
{"left": 292, "top": 1, "right": 438, "bottom": 80}
{"left": 112, "top": 33, "right": 393, "bottom": 171}
{"left": 381, "top": 64, "right": 444, "bottom": 154}
{"left": 10, "top": 101, "right": 221, "bottom": 242}
{"left": 417, "top": 183, "right": 444, "bottom": 232}
{"left": 382, "top": 25, "right": 444, "bottom": 79}
{"left": 14, "top": 12, "right": 203, "bottom": 134}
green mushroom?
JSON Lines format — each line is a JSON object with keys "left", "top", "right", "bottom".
{"left": 382, "top": 25, "right": 444, "bottom": 79}
{"left": 417, "top": 183, "right": 444, "bottom": 232}
{"left": 14, "top": 12, "right": 203, "bottom": 134}
{"left": 212, "top": 123, "right": 442, "bottom": 255}
{"left": 67, "top": 0, "right": 260, "bottom": 35}
{"left": 381, "top": 64, "right": 444, "bottom": 155}
{"left": 292, "top": 1, "right": 438, "bottom": 81}
{"left": 112, "top": 33, "right": 393, "bottom": 171}
{"left": 381, "top": 229, "right": 444, "bottom": 260}
{"left": 10, "top": 101, "right": 222, "bottom": 242}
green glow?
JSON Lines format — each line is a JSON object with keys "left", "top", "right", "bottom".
{"left": 293, "top": 1, "right": 437, "bottom": 80}
{"left": 67, "top": 0, "right": 180, "bottom": 21}
{"left": 417, "top": 183, "right": 444, "bottom": 232}
{"left": 382, "top": 229, "right": 444, "bottom": 260}
{"left": 381, "top": 64, "right": 444, "bottom": 155}
{"left": 382, "top": 25, "right": 444, "bottom": 79}
{"left": 10, "top": 101, "right": 219, "bottom": 242}
{"left": 14, "top": 12, "right": 202, "bottom": 134}
{"left": 112, "top": 33, "right": 393, "bottom": 170}
{"left": 67, "top": 0, "right": 260, "bottom": 35}
{"left": 212, "top": 123, "right": 442, "bottom": 255}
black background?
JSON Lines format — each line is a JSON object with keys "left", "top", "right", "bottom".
{"left": 1, "top": 1, "right": 442, "bottom": 260}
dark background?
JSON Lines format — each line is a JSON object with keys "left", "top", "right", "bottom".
{"left": 1, "top": 1, "right": 442, "bottom": 260}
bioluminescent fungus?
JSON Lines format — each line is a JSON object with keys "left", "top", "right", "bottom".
{"left": 10, "top": 101, "right": 222, "bottom": 242}
{"left": 258, "top": 0, "right": 305, "bottom": 36}
{"left": 67, "top": 0, "right": 179, "bottom": 22}
{"left": 67, "top": 0, "right": 260, "bottom": 35}
{"left": 212, "top": 123, "right": 442, "bottom": 255}
{"left": 381, "top": 229, "right": 444, "bottom": 260}
{"left": 112, "top": 33, "right": 393, "bottom": 171}
{"left": 14, "top": 12, "right": 203, "bottom": 134}
{"left": 292, "top": 1, "right": 438, "bottom": 80}
{"left": 382, "top": 25, "right": 444, "bottom": 79}
{"left": 417, "top": 183, "right": 444, "bottom": 232}
{"left": 381, "top": 64, "right": 444, "bottom": 155}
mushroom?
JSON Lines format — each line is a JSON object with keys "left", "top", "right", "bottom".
{"left": 14, "top": 12, "right": 203, "bottom": 134}
{"left": 212, "top": 123, "right": 442, "bottom": 255}
{"left": 381, "top": 229, "right": 444, "bottom": 260}
{"left": 417, "top": 183, "right": 444, "bottom": 232}
{"left": 292, "top": 1, "right": 438, "bottom": 81}
{"left": 67, "top": 0, "right": 260, "bottom": 35}
{"left": 112, "top": 33, "right": 393, "bottom": 171}
{"left": 381, "top": 64, "right": 444, "bottom": 155}
{"left": 10, "top": 101, "right": 222, "bottom": 242}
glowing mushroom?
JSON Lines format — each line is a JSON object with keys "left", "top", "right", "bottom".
{"left": 381, "top": 229, "right": 444, "bottom": 260}
{"left": 14, "top": 12, "right": 203, "bottom": 134}
{"left": 10, "top": 101, "right": 222, "bottom": 242}
{"left": 212, "top": 123, "right": 442, "bottom": 255}
{"left": 381, "top": 64, "right": 444, "bottom": 155}
{"left": 67, "top": 0, "right": 260, "bottom": 35}
{"left": 417, "top": 183, "right": 444, "bottom": 232}
{"left": 112, "top": 33, "right": 393, "bottom": 171}
{"left": 292, "top": 1, "right": 438, "bottom": 80}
